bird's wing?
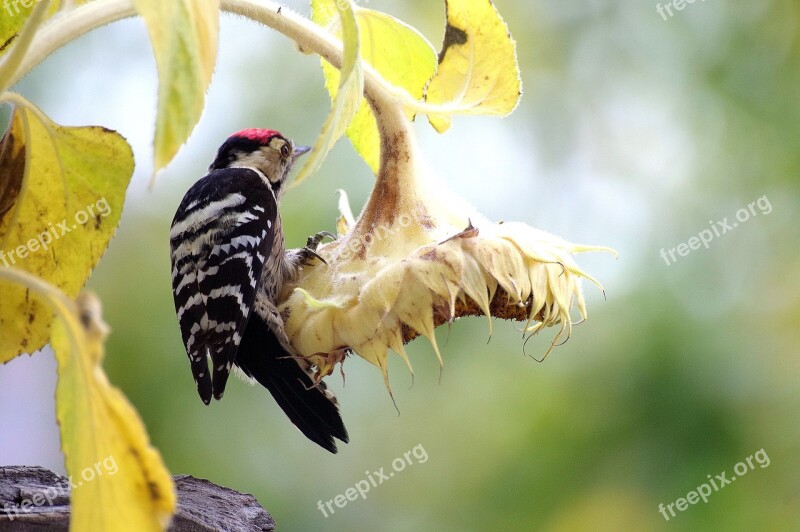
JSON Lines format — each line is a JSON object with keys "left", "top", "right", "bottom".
{"left": 170, "top": 168, "right": 276, "bottom": 403}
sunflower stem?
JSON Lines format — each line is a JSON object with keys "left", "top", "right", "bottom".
{"left": 351, "top": 94, "right": 422, "bottom": 234}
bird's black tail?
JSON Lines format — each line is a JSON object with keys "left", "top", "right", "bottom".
{"left": 234, "top": 314, "right": 348, "bottom": 453}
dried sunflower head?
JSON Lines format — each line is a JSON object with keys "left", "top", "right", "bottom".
{"left": 280, "top": 175, "right": 615, "bottom": 396}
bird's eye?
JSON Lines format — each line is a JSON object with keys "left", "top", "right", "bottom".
{"left": 280, "top": 144, "right": 291, "bottom": 158}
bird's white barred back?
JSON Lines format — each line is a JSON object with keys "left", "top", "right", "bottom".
{"left": 170, "top": 167, "right": 278, "bottom": 403}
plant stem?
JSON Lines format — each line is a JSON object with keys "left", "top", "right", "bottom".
{"left": 4, "top": 0, "right": 414, "bottom": 110}
{"left": 0, "top": 0, "right": 136, "bottom": 90}
{"left": 3, "top": 0, "right": 423, "bottom": 227}
{"left": 353, "top": 94, "right": 421, "bottom": 231}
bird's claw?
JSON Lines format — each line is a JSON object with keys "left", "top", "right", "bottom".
{"left": 299, "top": 246, "right": 327, "bottom": 265}
{"left": 299, "top": 231, "right": 337, "bottom": 266}
{"left": 306, "top": 230, "right": 337, "bottom": 250}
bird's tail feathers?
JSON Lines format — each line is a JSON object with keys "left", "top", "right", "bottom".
{"left": 235, "top": 314, "right": 349, "bottom": 453}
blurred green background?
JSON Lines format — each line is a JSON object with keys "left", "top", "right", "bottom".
{"left": 1, "top": 0, "right": 798, "bottom": 530}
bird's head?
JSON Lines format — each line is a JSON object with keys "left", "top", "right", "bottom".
{"left": 209, "top": 128, "right": 310, "bottom": 196}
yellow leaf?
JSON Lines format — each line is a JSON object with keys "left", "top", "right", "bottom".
{"left": 0, "top": 0, "right": 57, "bottom": 92}
{"left": 55, "top": 294, "right": 175, "bottom": 531}
{"left": 0, "top": 5, "right": 29, "bottom": 53}
{"left": 0, "top": 97, "right": 133, "bottom": 362}
{"left": 132, "top": 0, "right": 219, "bottom": 173}
{"left": 292, "top": 0, "right": 363, "bottom": 186}
{"left": 0, "top": 0, "right": 59, "bottom": 61}
{"left": 0, "top": 268, "right": 176, "bottom": 531}
{"left": 315, "top": 6, "right": 437, "bottom": 174}
{"left": 425, "top": 0, "right": 522, "bottom": 132}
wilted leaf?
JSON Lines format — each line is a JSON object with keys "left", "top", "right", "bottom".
{"left": 0, "top": 107, "right": 24, "bottom": 220}
{"left": 425, "top": 0, "right": 522, "bottom": 132}
{"left": 0, "top": 99, "right": 133, "bottom": 362}
{"left": 54, "top": 293, "right": 175, "bottom": 531}
{"left": 292, "top": 0, "right": 363, "bottom": 185}
{"left": 0, "top": 268, "right": 175, "bottom": 530}
{"left": 314, "top": 5, "right": 437, "bottom": 174}
{"left": 132, "top": 0, "right": 219, "bottom": 173}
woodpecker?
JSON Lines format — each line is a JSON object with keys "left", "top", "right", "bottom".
{"left": 169, "top": 128, "right": 348, "bottom": 453}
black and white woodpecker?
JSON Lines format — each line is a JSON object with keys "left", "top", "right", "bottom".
{"left": 169, "top": 128, "right": 348, "bottom": 453}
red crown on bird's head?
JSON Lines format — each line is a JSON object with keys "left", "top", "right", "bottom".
{"left": 231, "top": 128, "right": 282, "bottom": 144}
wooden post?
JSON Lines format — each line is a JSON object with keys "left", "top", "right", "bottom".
{"left": 0, "top": 466, "right": 275, "bottom": 531}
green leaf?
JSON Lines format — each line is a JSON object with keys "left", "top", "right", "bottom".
{"left": 0, "top": 97, "right": 133, "bottom": 362}
{"left": 315, "top": 7, "right": 437, "bottom": 174}
{"left": 425, "top": 0, "right": 522, "bottom": 132}
{"left": 132, "top": 0, "right": 219, "bottom": 173}
{"left": 292, "top": 0, "right": 363, "bottom": 185}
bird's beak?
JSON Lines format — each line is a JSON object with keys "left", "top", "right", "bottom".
{"left": 292, "top": 145, "right": 311, "bottom": 160}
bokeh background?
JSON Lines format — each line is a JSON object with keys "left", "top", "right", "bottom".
{"left": 2, "top": 0, "right": 799, "bottom": 530}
